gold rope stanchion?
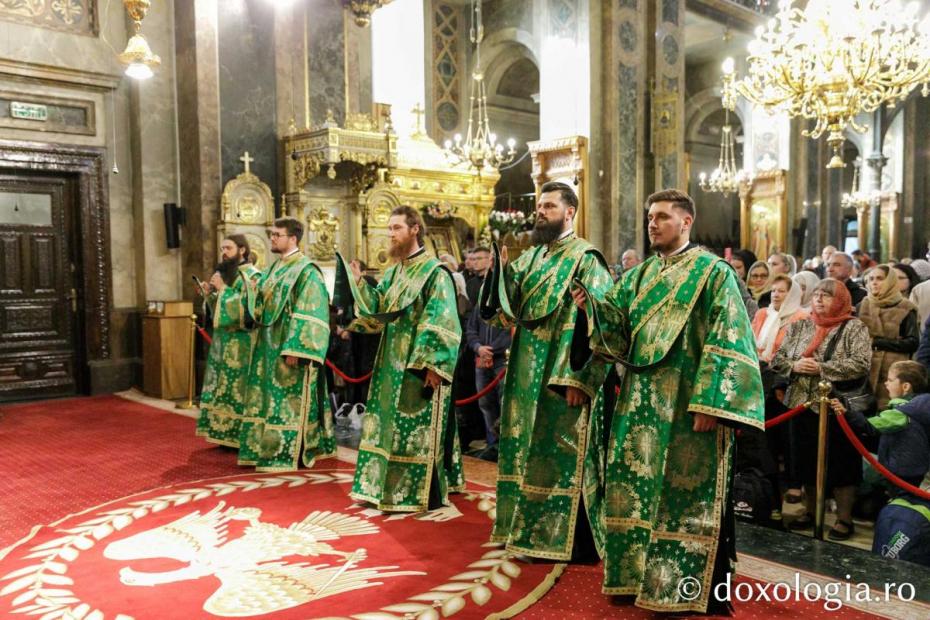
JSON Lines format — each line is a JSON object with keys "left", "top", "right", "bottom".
{"left": 177, "top": 314, "right": 197, "bottom": 410}
{"left": 814, "top": 380, "right": 832, "bottom": 540}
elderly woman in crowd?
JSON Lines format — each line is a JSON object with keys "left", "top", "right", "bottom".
{"left": 858, "top": 264, "right": 919, "bottom": 409}
{"left": 770, "top": 279, "right": 872, "bottom": 541}
{"left": 746, "top": 274, "right": 808, "bottom": 509}
{"left": 758, "top": 253, "right": 796, "bottom": 308}
{"left": 793, "top": 271, "right": 821, "bottom": 311}
{"left": 748, "top": 260, "right": 774, "bottom": 304}
{"left": 752, "top": 274, "right": 808, "bottom": 364}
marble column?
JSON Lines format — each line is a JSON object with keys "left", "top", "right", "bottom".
{"left": 174, "top": 0, "right": 222, "bottom": 300}
{"left": 128, "top": 1, "right": 181, "bottom": 304}
{"left": 217, "top": 0, "right": 278, "bottom": 192}
{"left": 903, "top": 96, "right": 929, "bottom": 258}
{"left": 589, "top": 0, "right": 648, "bottom": 259}
{"left": 652, "top": 0, "right": 685, "bottom": 191}
{"left": 866, "top": 108, "right": 886, "bottom": 259}
{"left": 309, "top": 0, "right": 348, "bottom": 126}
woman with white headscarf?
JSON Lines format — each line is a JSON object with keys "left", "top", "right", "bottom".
{"left": 752, "top": 274, "right": 809, "bottom": 363}
{"left": 792, "top": 271, "right": 821, "bottom": 311}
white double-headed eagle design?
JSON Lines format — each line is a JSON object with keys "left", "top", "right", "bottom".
{"left": 103, "top": 502, "right": 422, "bottom": 617}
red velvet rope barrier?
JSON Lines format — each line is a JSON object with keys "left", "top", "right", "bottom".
{"left": 326, "top": 359, "right": 374, "bottom": 384}
{"left": 455, "top": 368, "right": 507, "bottom": 406}
{"left": 764, "top": 402, "right": 810, "bottom": 429}
{"left": 835, "top": 411, "right": 930, "bottom": 501}
{"left": 196, "top": 325, "right": 506, "bottom": 405}
{"left": 197, "top": 326, "right": 213, "bottom": 346}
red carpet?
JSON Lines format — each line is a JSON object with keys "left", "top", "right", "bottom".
{"left": 0, "top": 395, "right": 896, "bottom": 618}
{"left": 525, "top": 564, "right": 881, "bottom": 619}
{"left": 0, "top": 395, "right": 240, "bottom": 550}
{"left": 0, "top": 466, "right": 561, "bottom": 619}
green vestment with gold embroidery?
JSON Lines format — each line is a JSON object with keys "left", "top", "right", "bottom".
{"left": 481, "top": 234, "right": 614, "bottom": 560}
{"left": 238, "top": 252, "right": 335, "bottom": 472}
{"left": 335, "top": 250, "right": 464, "bottom": 512}
{"left": 196, "top": 263, "right": 262, "bottom": 447}
{"left": 583, "top": 246, "right": 764, "bottom": 613}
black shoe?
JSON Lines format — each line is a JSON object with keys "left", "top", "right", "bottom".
{"left": 477, "top": 445, "right": 498, "bottom": 462}
{"left": 787, "top": 513, "right": 814, "bottom": 530}
{"left": 828, "top": 520, "right": 855, "bottom": 541}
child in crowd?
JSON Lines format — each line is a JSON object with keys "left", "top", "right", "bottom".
{"left": 831, "top": 360, "right": 930, "bottom": 491}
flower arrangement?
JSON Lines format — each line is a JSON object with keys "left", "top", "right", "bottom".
{"left": 423, "top": 201, "right": 457, "bottom": 220}
{"left": 488, "top": 210, "right": 532, "bottom": 240}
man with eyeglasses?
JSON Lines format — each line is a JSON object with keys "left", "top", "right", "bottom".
{"left": 238, "top": 216, "right": 335, "bottom": 471}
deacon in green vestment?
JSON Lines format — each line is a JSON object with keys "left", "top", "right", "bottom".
{"left": 335, "top": 205, "right": 463, "bottom": 512}
{"left": 573, "top": 190, "right": 765, "bottom": 613}
{"left": 238, "top": 217, "right": 336, "bottom": 472}
{"left": 196, "top": 235, "right": 262, "bottom": 447}
{"left": 480, "top": 181, "right": 614, "bottom": 561}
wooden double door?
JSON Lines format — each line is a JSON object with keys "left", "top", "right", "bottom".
{"left": 0, "top": 171, "right": 84, "bottom": 401}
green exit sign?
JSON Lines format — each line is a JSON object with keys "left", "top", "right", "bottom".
{"left": 10, "top": 102, "right": 48, "bottom": 122}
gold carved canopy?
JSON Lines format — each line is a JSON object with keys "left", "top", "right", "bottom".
{"left": 283, "top": 106, "right": 498, "bottom": 271}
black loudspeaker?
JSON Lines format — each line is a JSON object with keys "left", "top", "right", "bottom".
{"left": 163, "top": 203, "right": 184, "bottom": 249}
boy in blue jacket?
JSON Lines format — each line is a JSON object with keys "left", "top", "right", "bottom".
{"left": 832, "top": 360, "right": 930, "bottom": 491}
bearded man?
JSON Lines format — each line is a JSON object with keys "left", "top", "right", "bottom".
{"left": 196, "top": 234, "right": 262, "bottom": 447}
{"left": 335, "top": 205, "right": 463, "bottom": 512}
{"left": 480, "top": 180, "right": 614, "bottom": 560}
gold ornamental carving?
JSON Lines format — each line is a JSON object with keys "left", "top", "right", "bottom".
{"left": 293, "top": 153, "right": 323, "bottom": 188}
{"left": 218, "top": 151, "right": 275, "bottom": 270}
{"left": 307, "top": 207, "right": 340, "bottom": 261}
{"left": 220, "top": 152, "right": 274, "bottom": 225}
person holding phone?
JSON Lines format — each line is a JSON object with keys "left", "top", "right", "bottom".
{"left": 195, "top": 234, "right": 261, "bottom": 449}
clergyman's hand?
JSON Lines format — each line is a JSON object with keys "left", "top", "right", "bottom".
{"left": 284, "top": 355, "right": 299, "bottom": 367}
{"left": 425, "top": 369, "right": 443, "bottom": 389}
{"left": 565, "top": 386, "right": 589, "bottom": 407}
{"left": 692, "top": 412, "right": 718, "bottom": 432}
{"left": 209, "top": 272, "right": 225, "bottom": 292}
{"left": 349, "top": 260, "right": 363, "bottom": 282}
{"left": 500, "top": 245, "right": 509, "bottom": 268}
{"left": 571, "top": 287, "right": 587, "bottom": 312}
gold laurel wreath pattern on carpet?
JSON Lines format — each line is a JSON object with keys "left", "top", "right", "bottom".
{"left": 0, "top": 473, "right": 538, "bottom": 620}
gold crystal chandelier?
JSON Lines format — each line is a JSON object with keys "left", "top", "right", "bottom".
{"left": 699, "top": 106, "right": 752, "bottom": 197}
{"left": 343, "top": 0, "right": 392, "bottom": 27}
{"left": 443, "top": 0, "right": 516, "bottom": 172}
{"left": 721, "top": 0, "right": 930, "bottom": 169}
{"left": 118, "top": 0, "right": 160, "bottom": 80}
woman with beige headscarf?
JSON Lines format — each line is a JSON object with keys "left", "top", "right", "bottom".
{"left": 747, "top": 260, "right": 773, "bottom": 303}
{"left": 858, "top": 264, "right": 920, "bottom": 409}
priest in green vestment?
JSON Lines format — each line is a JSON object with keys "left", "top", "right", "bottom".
{"left": 479, "top": 180, "right": 614, "bottom": 561}
{"left": 573, "top": 189, "right": 765, "bottom": 613}
{"left": 335, "top": 205, "right": 463, "bottom": 512}
{"left": 238, "top": 217, "right": 336, "bottom": 472}
{"left": 196, "top": 234, "right": 262, "bottom": 447}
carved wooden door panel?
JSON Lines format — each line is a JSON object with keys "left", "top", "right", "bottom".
{"left": 0, "top": 173, "right": 80, "bottom": 401}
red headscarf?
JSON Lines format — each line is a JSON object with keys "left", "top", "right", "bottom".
{"left": 801, "top": 278, "right": 854, "bottom": 358}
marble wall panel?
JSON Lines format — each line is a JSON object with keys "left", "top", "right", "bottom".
{"left": 307, "top": 0, "right": 346, "bottom": 126}
{"left": 218, "top": 0, "right": 278, "bottom": 192}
